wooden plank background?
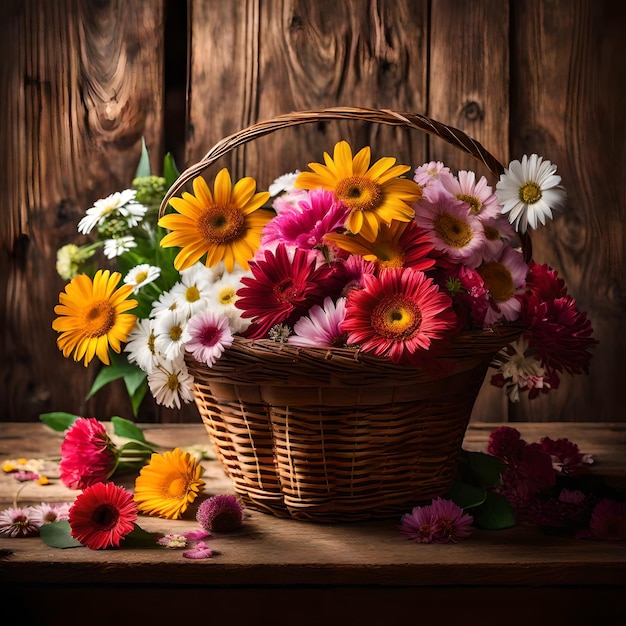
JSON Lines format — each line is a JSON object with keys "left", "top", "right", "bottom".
{"left": 0, "top": 0, "right": 623, "bottom": 424}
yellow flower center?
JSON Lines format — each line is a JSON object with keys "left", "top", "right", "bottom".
{"left": 335, "top": 176, "right": 382, "bottom": 212}
{"left": 218, "top": 286, "right": 236, "bottom": 305}
{"left": 135, "top": 270, "right": 148, "bottom": 284}
{"left": 373, "top": 241, "right": 404, "bottom": 269}
{"left": 167, "top": 477, "right": 187, "bottom": 499}
{"left": 483, "top": 224, "right": 500, "bottom": 241}
{"left": 457, "top": 193, "right": 482, "bottom": 215}
{"left": 83, "top": 300, "right": 116, "bottom": 338}
{"left": 148, "top": 331, "right": 156, "bottom": 355}
{"left": 185, "top": 286, "right": 200, "bottom": 303}
{"left": 166, "top": 373, "right": 180, "bottom": 391}
{"left": 478, "top": 262, "right": 515, "bottom": 302}
{"left": 434, "top": 212, "right": 473, "bottom": 248}
{"left": 519, "top": 182, "right": 542, "bottom": 204}
{"left": 372, "top": 294, "right": 422, "bottom": 339}
{"left": 169, "top": 325, "right": 183, "bottom": 341}
{"left": 199, "top": 204, "right": 246, "bottom": 244}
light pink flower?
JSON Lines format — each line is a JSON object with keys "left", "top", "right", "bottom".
{"left": 0, "top": 506, "right": 40, "bottom": 537}
{"left": 288, "top": 296, "right": 348, "bottom": 348}
{"left": 185, "top": 309, "right": 233, "bottom": 366}
{"left": 440, "top": 169, "right": 501, "bottom": 221}
{"left": 400, "top": 498, "right": 473, "bottom": 543}
{"left": 183, "top": 540, "right": 213, "bottom": 559}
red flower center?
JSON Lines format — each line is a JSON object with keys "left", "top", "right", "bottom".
{"left": 91, "top": 504, "right": 119, "bottom": 530}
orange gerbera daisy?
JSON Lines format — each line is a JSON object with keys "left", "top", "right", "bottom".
{"left": 134, "top": 448, "right": 205, "bottom": 520}
{"left": 295, "top": 141, "right": 422, "bottom": 242}
{"left": 158, "top": 168, "right": 272, "bottom": 272}
{"left": 52, "top": 269, "right": 138, "bottom": 366}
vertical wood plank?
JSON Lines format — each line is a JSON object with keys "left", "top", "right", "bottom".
{"left": 0, "top": 0, "right": 166, "bottom": 422}
{"left": 508, "top": 0, "right": 625, "bottom": 421}
{"left": 186, "top": 0, "right": 430, "bottom": 188}
{"left": 429, "top": 0, "right": 511, "bottom": 422}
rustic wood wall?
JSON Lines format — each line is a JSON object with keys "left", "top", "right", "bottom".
{"left": 1, "top": 0, "right": 624, "bottom": 424}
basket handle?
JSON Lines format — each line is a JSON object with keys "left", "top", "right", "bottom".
{"left": 158, "top": 106, "right": 531, "bottom": 257}
{"left": 159, "top": 106, "right": 507, "bottom": 216}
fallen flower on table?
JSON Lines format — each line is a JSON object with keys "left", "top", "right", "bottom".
{"left": 133, "top": 447, "right": 205, "bottom": 519}
{"left": 0, "top": 502, "right": 71, "bottom": 538}
{"left": 68, "top": 482, "right": 138, "bottom": 550}
{"left": 196, "top": 493, "right": 244, "bottom": 532}
{"left": 183, "top": 540, "right": 213, "bottom": 560}
{"left": 400, "top": 497, "right": 474, "bottom": 544}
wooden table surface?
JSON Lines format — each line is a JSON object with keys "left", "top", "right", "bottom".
{"left": 1, "top": 421, "right": 625, "bottom": 625}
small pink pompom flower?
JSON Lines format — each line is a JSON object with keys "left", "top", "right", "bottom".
{"left": 197, "top": 494, "right": 244, "bottom": 532}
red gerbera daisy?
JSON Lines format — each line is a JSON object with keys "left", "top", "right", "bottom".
{"left": 236, "top": 244, "right": 338, "bottom": 338}
{"left": 341, "top": 267, "right": 457, "bottom": 363}
{"left": 68, "top": 482, "right": 138, "bottom": 550}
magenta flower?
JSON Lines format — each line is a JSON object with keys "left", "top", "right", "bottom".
{"left": 185, "top": 309, "right": 233, "bottom": 366}
{"left": 587, "top": 499, "right": 626, "bottom": 541}
{"left": 196, "top": 494, "right": 244, "bottom": 532}
{"left": 58, "top": 417, "right": 117, "bottom": 489}
{"left": 262, "top": 188, "right": 350, "bottom": 250}
{"left": 400, "top": 498, "right": 473, "bottom": 543}
{"left": 183, "top": 540, "right": 213, "bottom": 559}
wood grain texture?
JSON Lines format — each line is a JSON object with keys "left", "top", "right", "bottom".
{"left": 0, "top": 0, "right": 166, "bottom": 422}
{"left": 507, "top": 0, "right": 626, "bottom": 422}
{"left": 186, "top": 0, "right": 429, "bottom": 187}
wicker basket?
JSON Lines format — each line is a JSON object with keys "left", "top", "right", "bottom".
{"left": 160, "top": 107, "right": 527, "bottom": 522}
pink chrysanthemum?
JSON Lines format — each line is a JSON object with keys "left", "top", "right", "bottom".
{"left": 0, "top": 506, "right": 40, "bottom": 537}
{"left": 537, "top": 437, "right": 594, "bottom": 476}
{"left": 29, "top": 502, "right": 72, "bottom": 526}
{"left": 440, "top": 169, "right": 501, "bottom": 221}
{"left": 400, "top": 498, "right": 473, "bottom": 544}
{"left": 185, "top": 309, "right": 233, "bottom": 366}
{"left": 58, "top": 417, "right": 117, "bottom": 490}
{"left": 588, "top": 499, "right": 626, "bottom": 541}
{"left": 288, "top": 296, "right": 348, "bottom": 348}
{"left": 236, "top": 244, "right": 338, "bottom": 338}
{"left": 196, "top": 494, "right": 244, "bottom": 532}
{"left": 480, "top": 216, "right": 519, "bottom": 262}
{"left": 487, "top": 426, "right": 527, "bottom": 462}
{"left": 262, "top": 188, "right": 349, "bottom": 250}
{"left": 341, "top": 267, "right": 457, "bottom": 364}
{"left": 413, "top": 161, "right": 455, "bottom": 196}
{"left": 476, "top": 244, "right": 528, "bottom": 326}
{"left": 68, "top": 482, "right": 138, "bottom": 550}
{"left": 414, "top": 191, "right": 486, "bottom": 268}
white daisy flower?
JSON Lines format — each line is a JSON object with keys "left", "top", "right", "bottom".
{"left": 103, "top": 235, "right": 136, "bottom": 259}
{"left": 153, "top": 309, "right": 190, "bottom": 361}
{"left": 496, "top": 154, "right": 566, "bottom": 233}
{"left": 268, "top": 170, "right": 300, "bottom": 196}
{"left": 207, "top": 269, "right": 252, "bottom": 334}
{"left": 116, "top": 200, "right": 148, "bottom": 227}
{"left": 150, "top": 287, "right": 184, "bottom": 318}
{"left": 147, "top": 354, "right": 195, "bottom": 409}
{"left": 77, "top": 189, "right": 138, "bottom": 234}
{"left": 171, "top": 265, "right": 214, "bottom": 318}
{"left": 125, "top": 318, "right": 160, "bottom": 373}
{"left": 124, "top": 264, "right": 161, "bottom": 293}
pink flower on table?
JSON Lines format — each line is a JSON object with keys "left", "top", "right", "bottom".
{"left": 0, "top": 506, "right": 40, "bottom": 537}
{"left": 400, "top": 498, "right": 473, "bottom": 544}
{"left": 58, "top": 417, "right": 117, "bottom": 489}
{"left": 587, "top": 499, "right": 626, "bottom": 541}
{"left": 183, "top": 540, "right": 213, "bottom": 559}
{"left": 536, "top": 436, "right": 594, "bottom": 476}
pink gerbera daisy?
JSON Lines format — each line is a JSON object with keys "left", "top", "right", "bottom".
{"left": 68, "top": 482, "right": 138, "bottom": 550}
{"left": 58, "top": 417, "right": 117, "bottom": 490}
{"left": 477, "top": 244, "right": 528, "bottom": 326}
{"left": 341, "top": 267, "right": 457, "bottom": 363}
{"left": 414, "top": 191, "right": 486, "bottom": 268}
{"left": 288, "top": 296, "right": 348, "bottom": 348}
{"left": 185, "top": 309, "right": 233, "bottom": 366}
{"left": 236, "top": 244, "right": 337, "bottom": 338}
{"left": 440, "top": 169, "right": 501, "bottom": 221}
{"left": 262, "top": 188, "right": 349, "bottom": 250}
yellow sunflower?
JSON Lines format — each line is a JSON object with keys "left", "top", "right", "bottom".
{"left": 133, "top": 448, "right": 205, "bottom": 520}
{"left": 52, "top": 269, "right": 138, "bottom": 367}
{"left": 158, "top": 168, "right": 272, "bottom": 272}
{"left": 295, "top": 140, "right": 422, "bottom": 242}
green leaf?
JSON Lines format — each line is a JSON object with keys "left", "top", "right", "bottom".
{"left": 129, "top": 381, "right": 148, "bottom": 418}
{"left": 462, "top": 450, "right": 506, "bottom": 489}
{"left": 111, "top": 416, "right": 146, "bottom": 442}
{"left": 39, "top": 521, "right": 83, "bottom": 549}
{"left": 163, "top": 152, "right": 180, "bottom": 188}
{"left": 135, "top": 136, "right": 151, "bottom": 178}
{"left": 124, "top": 524, "right": 160, "bottom": 548}
{"left": 470, "top": 491, "right": 517, "bottom": 530}
{"left": 122, "top": 366, "right": 147, "bottom": 397}
{"left": 444, "top": 480, "right": 487, "bottom": 510}
{"left": 39, "top": 412, "right": 80, "bottom": 432}
{"left": 86, "top": 353, "right": 143, "bottom": 399}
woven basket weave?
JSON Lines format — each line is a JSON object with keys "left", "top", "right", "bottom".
{"left": 160, "top": 107, "right": 526, "bottom": 522}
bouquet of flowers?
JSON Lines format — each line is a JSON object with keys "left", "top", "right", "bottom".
{"left": 52, "top": 130, "right": 596, "bottom": 415}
